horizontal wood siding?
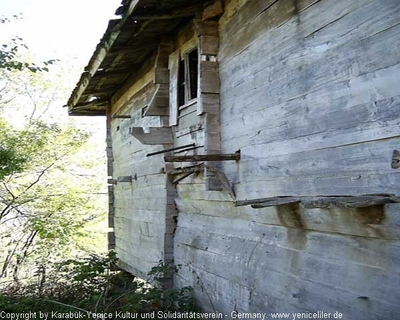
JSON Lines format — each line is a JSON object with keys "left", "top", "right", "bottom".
{"left": 105, "top": 0, "right": 400, "bottom": 315}
{"left": 219, "top": 0, "right": 400, "bottom": 198}
{"left": 173, "top": 0, "right": 400, "bottom": 317}
{"left": 173, "top": 181, "right": 400, "bottom": 316}
{"left": 111, "top": 71, "right": 167, "bottom": 276}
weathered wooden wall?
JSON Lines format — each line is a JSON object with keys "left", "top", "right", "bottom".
{"left": 219, "top": 0, "right": 400, "bottom": 199}
{"left": 110, "top": 64, "right": 169, "bottom": 278}
{"left": 172, "top": 0, "right": 400, "bottom": 318}
{"left": 174, "top": 192, "right": 400, "bottom": 318}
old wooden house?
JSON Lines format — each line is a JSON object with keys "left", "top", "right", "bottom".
{"left": 67, "top": 0, "right": 400, "bottom": 317}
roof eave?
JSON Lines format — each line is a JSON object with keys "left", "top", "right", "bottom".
{"left": 67, "top": 0, "right": 142, "bottom": 115}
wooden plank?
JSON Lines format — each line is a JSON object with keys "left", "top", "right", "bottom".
{"left": 175, "top": 132, "right": 205, "bottom": 152}
{"left": 143, "top": 84, "right": 169, "bottom": 116}
{"left": 204, "top": 165, "right": 235, "bottom": 200}
{"left": 237, "top": 137, "right": 400, "bottom": 182}
{"left": 164, "top": 153, "right": 240, "bottom": 162}
{"left": 175, "top": 123, "right": 203, "bottom": 138}
{"left": 130, "top": 127, "right": 173, "bottom": 145}
{"left": 198, "top": 93, "right": 219, "bottom": 116}
{"left": 199, "top": 36, "right": 219, "bottom": 56}
{"left": 168, "top": 164, "right": 204, "bottom": 175}
{"left": 168, "top": 50, "right": 180, "bottom": 126}
{"left": 194, "top": 19, "right": 219, "bottom": 37}
{"left": 200, "top": 61, "right": 220, "bottom": 94}
{"left": 177, "top": 107, "right": 199, "bottom": 132}
{"left": 202, "top": 1, "right": 224, "bottom": 21}
{"left": 146, "top": 143, "right": 196, "bottom": 157}
{"left": 251, "top": 198, "right": 301, "bottom": 208}
{"left": 114, "top": 217, "right": 164, "bottom": 237}
{"left": 234, "top": 173, "right": 400, "bottom": 201}
{"left": 219, "top": 0, "right": 400, "bottom": 120}
{"left": 236, "top": 195, "right": 398, "bottom": 208}
{"left": 117, "top": 176, "right": 132, "bottom": 183}
{"left": 153, "top": 67, "right": 170, "bottom": 84}
{"left": 301, "top": 195, "right": 399, "bottom": 209}
{"left": 114, "top": 197, "right": 166, "bottom": 211}
{"left": 175, "top": 245, "right": 400, "bottom": 317}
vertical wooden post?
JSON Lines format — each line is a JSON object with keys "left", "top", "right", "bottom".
{"left": 195, "top": 19, "right": 222, "bottom": 190}
{"left": 106, "top": 103, "right": 116, "bottom": 249}
{"left": 168, "top": 50, "right": 180, "bottom": 126}
{"left": 160, "top": 169, "right": 178, "bottom": 289}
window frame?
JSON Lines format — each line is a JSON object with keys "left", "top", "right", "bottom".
{"left": 178, "top": 47, "right": 199, "bottom": 108}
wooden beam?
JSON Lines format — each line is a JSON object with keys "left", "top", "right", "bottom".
{"left": 173, "top": 172, "right": 197, "bottom": 185}
{"left": 168, "top": 164, "right": 204, "bottom": 175}
{"left": 251, "top": 198, "right": 301, "bottom": 208}
{"left": 142, "top": 84, "right": 169, "bottom": 117}
{"left": 117, "top": 176, "right": 132, "bottom": 183}
{"left": 130, "top": 127, "right": 173, "bottom": 145}
{"left": 112, "top": 115, "right": 131, "bottom": 119}
{"left": 205, "top": 165, "right": 235, "bottom": 200}
{"left": 164, "top": 153, "right": 240, "bottom": 162}
{"left": 236, "top": 197, "right": 294, "bottom": 207}
{"left": 146, "top": 143, "right": 195, "bottom": 157}
{"left": 92, "top": 69, "right": 130, "bottom": 78}
{"left": 68, "top": 109, "right": 106, "bottom": 116}
{"left": 301, "top": 195, "right": 399, "bottom": 209}
{"left": 174, "top": 145, "right": 203, "bottom": 154}
{"left": 69, "top": 98, "right": 109, "bottom": 115}
{"left": 130, "top": 4, "right": 202, "bottom": 20}
{"left": 202, "top": 1, "right": 224, "bottom": 20}
{"left": 236, "top": 194, "right": 400, "bottom": 209}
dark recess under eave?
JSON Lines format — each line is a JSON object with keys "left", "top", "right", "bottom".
{"left": 67, "top": 0, "right": 209, "bottom": 116}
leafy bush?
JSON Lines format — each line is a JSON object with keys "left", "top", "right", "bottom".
{"left": 0, "top": 253, "right": 197, "bottom": 315}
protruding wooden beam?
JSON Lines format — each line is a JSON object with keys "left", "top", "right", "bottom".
{"left": 174, "top": 145, "right": 203, "bottom": 154}
{"left": 146, "top": 143, "right": 195, "bottom": 157}
{"left": 130, "top": 127, "right": 173, "bottom": 145}
{"left": 112, "top": 115, "right": 131, "bottom": 119}
{"left": 205, "top": 165, "right": 235, "bottom": 200}
{"left": 117, "top": 176, "right": 132, "bottom": 183}
{"left": 202, "top": 1, "right": 224, "bottom": 20}
{"left": 173, "top": 172, "right": 197, "bottom": 185}
{"left": 142, "top": 84, "right": 169, "bottom": 117}
{"left": 251, "top": 198, "right": 300, "bottom": 208}
{"left": 168, "top": 164, "right": 204, "bottom": 175}
{"left": 236, "top": 194, "right": 400, "bottom": 209}
{"left": 164, "top": 153, "right": 240, "bottom": 162}
{"left": 301, "top": 195, "right": 399, "bottom": 209}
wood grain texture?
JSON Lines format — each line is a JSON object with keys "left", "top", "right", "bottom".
{"left": 168, "top": 50, "right": 180, "bottom": 126}
{"left": 174, "top": 208, "right": 400, "bottom": 316}
{"left": 218, "top": 0, "right": 400, "bottom": 198}
{"left": 102, "top": 0, "right": 400, "bottom": 316}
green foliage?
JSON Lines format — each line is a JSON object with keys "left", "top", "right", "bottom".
{"left": 0, "top": 16, "right": 56, "bottom": 73}
{"left": 0, "top": 254, "right": 197, "bottom": 315}
{"left": 0, "top": 21, "right": 107, "bottom": 282}
{"left": 0, "top": 119, "right": 27, "bottom": 179}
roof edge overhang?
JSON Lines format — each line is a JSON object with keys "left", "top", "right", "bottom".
{"left": 66, "top": 0, "right": 210, "bottom": 116}
{"left": 67, "top": 0, "right": 141, "bottom": 115}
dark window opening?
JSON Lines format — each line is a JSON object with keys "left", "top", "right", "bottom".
{"left": 178, "top": 59, "right": 185, "bottom": 107}
{"left": 188, "top": 49, "right": 198, "bottom": 100}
